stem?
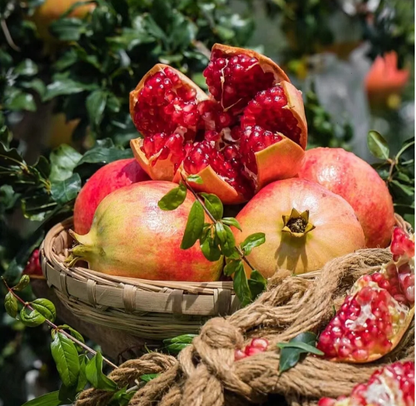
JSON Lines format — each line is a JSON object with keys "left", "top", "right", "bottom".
{"left": 3, "top": 279, "right": 118, "bottom": 370}
{"left": 386, "top": 158, "right": 396, "bottom": 184}
{"left": 1, "top": 19, "right": 20, "bottom": 52}
{"left": 181, "top": 176, "right": 256, "bottom": 271}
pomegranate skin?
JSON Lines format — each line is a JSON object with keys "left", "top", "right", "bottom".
{"left": 297, "top": 148, "right": 395, "bottom": 248}
{"left": 71, "top": 181, "right": 223, "bottom": 282}
{"left": 73, "top": 159, "right": 149, "bottom": 235}
{"left": 234, "top": 178, "right": 365, "bottom": 277}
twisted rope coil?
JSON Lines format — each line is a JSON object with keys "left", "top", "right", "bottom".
{"left": 76, "top": 248, "right": 414, "bottom": 406}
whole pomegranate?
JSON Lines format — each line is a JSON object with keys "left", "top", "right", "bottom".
{"left": 233, "top": 178, "right": 365, "bottom": 277}
{"left": 317, "top": 227, "right": 414, "bottom": 363}
{"left": 70, "top": 181, "right": 223, "bottom": 281}
{"left": 129, "top": 44, "right": 308, "bottom": 204}
{"left": 319, "top": 361, "right": 414, "bottom": 406}
{"left": 31, "top": 0, "right": 94, "bottom": 43}
{"left": 297, "top": 147, "right": 395, "bottom": 248}
{"left": 73, "top": 158, "right": 149, "bottom": 235}
{"left": 365, "top": 51, "right": 410, "bottom": 109}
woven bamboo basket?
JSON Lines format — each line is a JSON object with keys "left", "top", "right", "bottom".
{"left": 41, "top": 218, "right": 240, "bottom": 340}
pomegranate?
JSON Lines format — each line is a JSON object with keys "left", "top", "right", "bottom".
{"left": 73, "top": 158, "right": 149, "bottom": 235}
{"left": 317, "top": 227, "right": 414, "bottom": 363}
{"left": 23, "top": 249, "right": 42, "bottom": 278}
{"left": 365, "top": 51, "right": 410, "bottom": 109}
{"left": 235, "top": 338, "right": 269, "bottom": 361}
{"left": 297, "top": 147, "right": 395, "bottom": 248}
{"left": 318, "top": 361, "right": 415, "bottom": 406}
{"left": 31, "top": 0, "right": 95, "bottom": 43}
{"left": 70, "top": 181, "right": 223, "bottom": 281}
{"left": 233, "top": 178, "right": 365, "bottom": 277}
{"left": 129, "top": 44, "right": 307, "bottom": 204}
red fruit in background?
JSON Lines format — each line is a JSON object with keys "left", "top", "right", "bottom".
{"left": 73, "top": 158, "right": 149, "bottom": 235}
{"left": 318, "top": 361, "right": 415, "bottom": 406}
{"left": 297, "top": 147, "right": 395, "bottom": 248}
{"left": 317, "top": 227, "right": 414, "bottom": 363}
{"left": 129, "top": 44, "right": 307, "bottom": 204}
{"left": 70, "top": 181, "right": 223, "bottom": 281}
{"left": 233, "top": 178, "right": 365, "bottom": 277}
{"left": 23, "top": 249, "right": 42, "bottom": 277}
{"left": 365, "top": 51, "right": 410, "bottom": 109}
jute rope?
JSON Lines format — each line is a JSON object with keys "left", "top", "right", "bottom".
{"left": 76, "top": 248, "right": 414, "bottom": 406}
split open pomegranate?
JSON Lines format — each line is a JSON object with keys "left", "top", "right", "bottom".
{"left": 129, "top": 44, "right": 307, "bottom": 204}
{"left": 317, "top": 227, "right": 415, "bottom": 363}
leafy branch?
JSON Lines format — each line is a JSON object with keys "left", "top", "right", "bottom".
{"left": 158, "top": 174, "right": 267, "bottom": 307}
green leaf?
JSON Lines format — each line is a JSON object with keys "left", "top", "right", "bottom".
{"left": 140, "top": 373, "right": 160, "bottom": 382}
{"left": 215, "top": 223, "right": 235, "bottom": 257}
{"left": 277, "top": 342, "right": 324, "bottom": 355}
{"left": 222, "top": 217, "right": 242, "bottom": 231}
{"left": 76, "top": 139, "right": 132, "bottom": 167}
{"left": 58, "top": 325, "right": 85, "bottom": 350}
{"left": 31, "top": 298, "right": 57, "bottom": 322}
{"left": 43, "top": 79, "right": 97, "bottom": 101}
{"left": 163, "top": 333, "right": 197, "bottom": 345}
{"left": 51, "top": 332, "right": 80, "bottom": 387}
{"left": 106, "top": 93, "right": 121, "bottom": 113}
{"left": 201, "top": 233, "right": 222, "bottom": 261}
{"left": 158, "top": 183, "right": 187, "bottom": 211}
{"left": 223, "top": 260, "right": 243, "bottom": 276}
{"left": 278, "top": 347, "right": 302, "bottom": 373}
{"left": 233, "top": 266, "right": 252, "bottom": 307}
{"left": 6, "top": 90, "right": 36, "bottom": 112}
{"left": 21, "top": 391, "right": 61, "bottom": 406}
{"left": 187, "top": 174, "right": 203, "bottom": 184}
{"left": 163, "top": 342, "right": 191, "bottom": 354}
{"left": 85, "top": 352, "right": 117, "bottom": 391}
{"left": 15, "top": 59, "right": 38, "bottom": 76}
{"left": 20, "top": 307, "right": 46, "bottom": 327}
{"left": 109, "top": 386, "right": 135, "bottom": 406}
{"left": 50, "top": 18, "right": 85, "bottom": 41}
{"left": 248, "top": 270, "right": 267, "bottom": 299}
{"left": 240, "top": 233, "right": 266, "bottom": 256}
{"left": 58, "top": 354, "right": 88, "bottom": 403}
{"left": 367, "top": 131, "right": 390, "bottom": 160}
{"left": 50, "top": 173, "right": 81, "bottom": 204}
{"left": 13, "top": 274, "right": 31, "bottom": 291}
{"left": 50, "top": 144, "right": 82, "bottom": 182}
{"left": 200, "top": 193, "right": 223, "bottom": 220}
{"left": 391, "top": 180, "right": 414, "bottom": 196}
{"left": 4, "top": 291, "right": 18, "bottom": 318}
{"left": 86, "top": 90, "right": 107, "bottom": 127}
{"left": 20, "top": 78, "right": 46, "bottom": 97}
{"left": 181, "top": 201, "right": 205, "bottom": 249}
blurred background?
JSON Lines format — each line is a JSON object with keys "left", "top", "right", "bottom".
{"left": 0, "top": 0, "right": 414, "bottom": 404}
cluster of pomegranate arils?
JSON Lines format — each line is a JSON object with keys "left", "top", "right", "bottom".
{"left": 319, "top": 361, "right": 415, "bottom": 406}
{"left": 317, "top": 227, "right": 415, "bottom": 363}
{"left": 130, "top": 44, "right": 307, "bottom": 204}
{"left": 23, "top": 249, "right": 42, "bottom": 277}
{"left": 234, "top": 337, "right": 269, "bottom": 360}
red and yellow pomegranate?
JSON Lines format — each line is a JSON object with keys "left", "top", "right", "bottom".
{"left": 70, "top": 181, "right": 223, "bottom": 281}
{"left": 233, "top": 178, "right": 365, "bottom": 277}
{"left": 129, "top": 44, "right": 307, "bottom": 204}
{"left": 297, "top": 147, "right": 395, "bottom": 248}
{"left": 317, "top": 227, "right": 414, "bottom": 363}
{"left": 31, "top": 0, "right": 95, "bottom": 43}
{"left": 365, "top": 51, "right": 410, "bottom": 109}
{"left": 73, "top": 158, "right": 149, "bottom": 235}
{"left": 319, "top": 361, "right": 415, "bottom": 406}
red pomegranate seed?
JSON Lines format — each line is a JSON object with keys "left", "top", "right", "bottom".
{"left": 391, "top": 228, "right": 415, "bottom": 258}
{"left": 23, "top": 249, "right": 42, "bottom": 277}
{"left": 234, "top": 349, "right": 247, "bottom": 361}
{"left": 250, "top": 338, "right": 269, "bottom": 351}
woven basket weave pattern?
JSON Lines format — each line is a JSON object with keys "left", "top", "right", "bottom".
{"left": 41, "top": 218, "right": 240, "bottom": 340}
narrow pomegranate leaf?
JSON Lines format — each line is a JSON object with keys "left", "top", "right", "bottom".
{"left": 248, "top": 270, "right": 267, "bottom": 299}
{"left": 140, "top": 373, "right": 160, "bottom": 382}
{"left": 31, "top": 298, "right": 56, "bottom": 322}
{"left": 224, "top": 260, "right": 244, "bottom": 276}
{"left": 109, "top": 386, "right": 135, "bottom": 406}
{"left": 163, "top": 334, "right": 197, "bottom": 345}
{"left": 20, "top": 307, "right": 46, "bottom": 327}
{"left": 201, "top": 234, "right": 222, "bottom": 261}
{"left": 277, "top": 342, "right": 324, "bottom": 355}
{"left": 278, "top": 348, "right": 302, "bottom": 374}
{"left": 20, "top": 391, "right": 60, "bottom": 406}
{"left": 12, "top": 274, "right": 30, "bottom": 291}
{"left": 158, "top": 182, "right": 187, "bottom": 211}
{"left": 216, "top": 223, "right": 236, "bottom": 256}
{"left": 240, "top": 232, "right": 266, "bottom": 256}
{"left": 4, "top": 291, "right": 18, "bottom": 318}
{"left": 367, "top": 130, "right": 389, "bottom": 160}
{"left": 200, "top": 192, "right": 223, "bottom": 220}
{"left": 234, "top": 267, "right": 252, "bottom": 307}
{"left": 51, "top": 332, "right": 80, "bottom": 387}
{"left": 85, "top": 352, "right": 117, "bottom": 391}
{"left": 181, "top": 201, "right": 205, "bottom": 249}
{"left": 222, "top": 217, "right": 242, "bottom": 231}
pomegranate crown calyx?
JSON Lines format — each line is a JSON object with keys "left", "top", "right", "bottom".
{"left": 282, "top": 208, "right": 315, "bottom": 237}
